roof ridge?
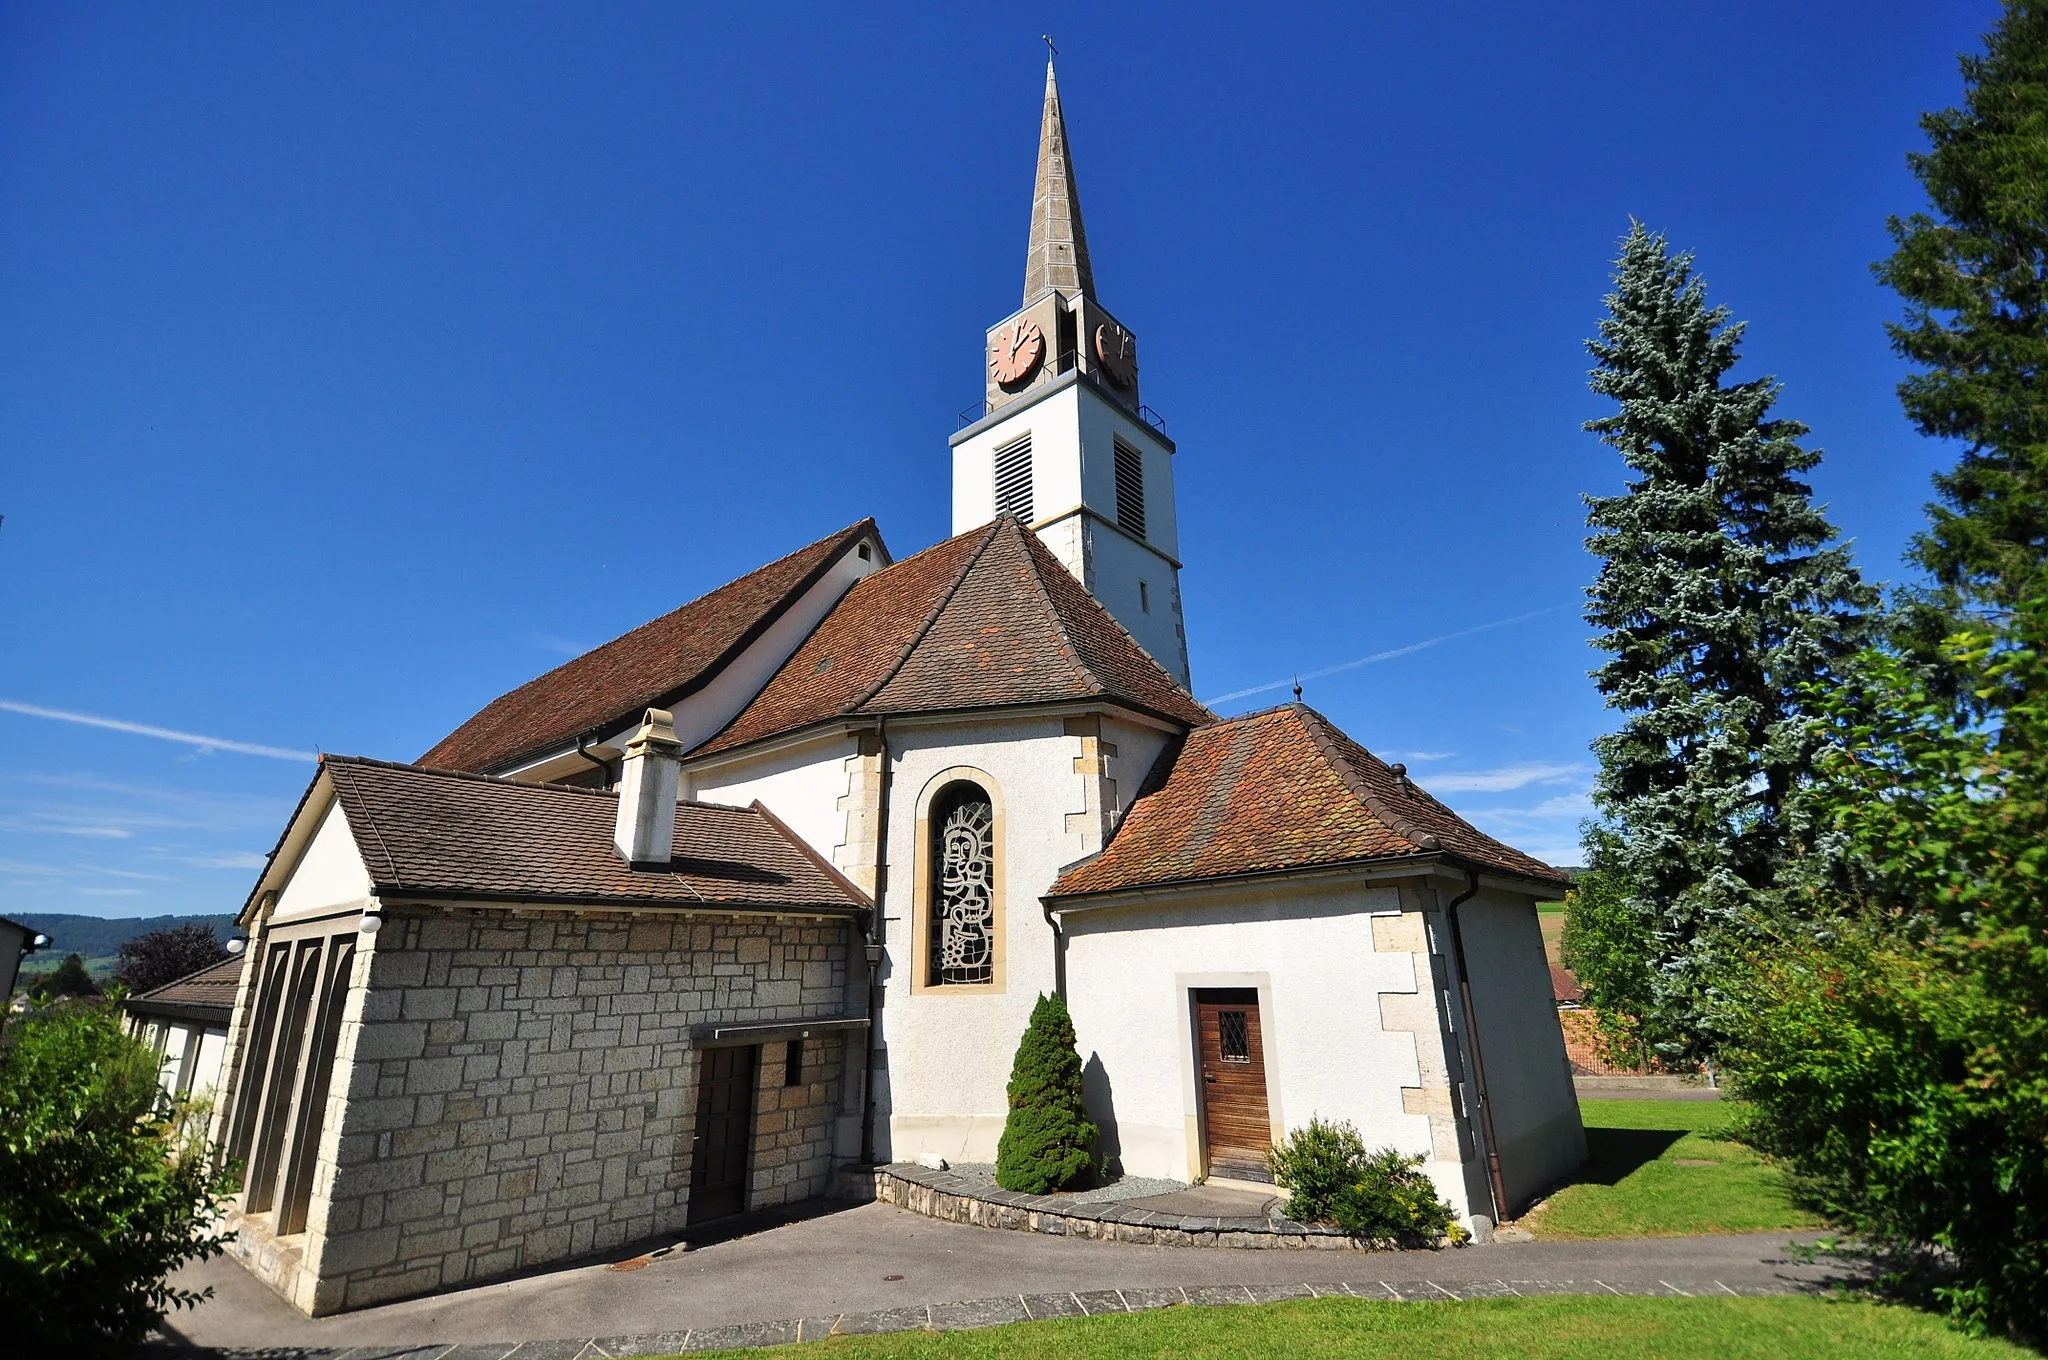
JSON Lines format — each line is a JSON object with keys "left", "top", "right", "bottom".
{"left": 328, "top": 752, "right": 772, "bottom": 818}
{"left": 747, "top": 799, "right": 875, "bottom": 910}
{"left": 1288, "top": 704, "right": 1441, "bottom": 853}
{"left": 1013, "top": 522, "right": 1212, "bottom": 721}
{"left": 326, "top": 753, "right": 624, "bottom": 800}
{"left": 848, "top": 519, "right": 1006, "bottom": 712}
{"left": 1007, "top": 518, "right": 1098, "bottom": 695}
{"left": 327, "top": 761, "right": 403, "bottom": 884}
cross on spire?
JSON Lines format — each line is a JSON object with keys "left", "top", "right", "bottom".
{"left": 1022, "top": 57, "right": 1094, "bottom": 305}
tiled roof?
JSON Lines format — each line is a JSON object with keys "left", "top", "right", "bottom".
{"left": 125, "top": 955, "right": 245, "bottom": 1019}
{"left": 1049, "top": 704, "right": 1568, "bottom": 899}
{"left": 698, "top": 517, "right": 1212, "bottom": 755}
{"left": 421, "top": 520, "right": 879, "bottom": 773}
{"left": 322, "top": 757, "right": 869, "bottom": 912}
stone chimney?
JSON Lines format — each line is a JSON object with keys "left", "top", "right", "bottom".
{"left": 612, "top": 708, "right": 683, "bottom": 867}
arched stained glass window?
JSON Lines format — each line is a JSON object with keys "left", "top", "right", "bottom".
{"left": 928, "top": 782, "right": 995, "bottom": 986}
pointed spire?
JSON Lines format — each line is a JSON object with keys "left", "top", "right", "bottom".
{"left": 1023, "top": 60, "right": 1095, "bottom": 305}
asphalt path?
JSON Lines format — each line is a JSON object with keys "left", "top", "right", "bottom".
{"left": 153, "top": 1200, "right": 1852, "bottom": 1354}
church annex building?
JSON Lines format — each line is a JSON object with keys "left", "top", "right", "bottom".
{"left": 209, "top": 64, "right": 1583, "bottom": 1316}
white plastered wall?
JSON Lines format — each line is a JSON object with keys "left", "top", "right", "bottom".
{"left": 686, "top": 732, "right": 863, "bottom": 873}
{"left": 1454, "top": 887, "right": 1586, "bottom": 1209}
{"left": 272, "top": 799, "right": 374, "bottom": 923}
{"left": 874, "top": 710, "right": 1167, "bottom": 1164}
{"left": 1060, "top": 877, "right": 1485, "bottom": 1224}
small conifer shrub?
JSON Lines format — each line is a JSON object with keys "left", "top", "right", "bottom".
{"left": 994, "top": 992, "right": 1098, "bottom": 1193}
{"left": 1268, "top": 1116, "right": 1460, "bottom": 1246}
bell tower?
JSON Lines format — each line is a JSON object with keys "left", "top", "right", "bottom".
{"left": 949, "top": 60, "right": 1190, "bottom": 689}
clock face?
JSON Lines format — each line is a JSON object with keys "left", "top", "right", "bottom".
{"left": 1094, "top": 322, "right": 1137, "bottom": 388}
{"left": 989, "top": 319, "right": 1045, "bottom": 386}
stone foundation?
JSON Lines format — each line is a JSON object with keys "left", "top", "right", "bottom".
{"left": 862, "top": 1164, "right": 1371, "bottom": 1250}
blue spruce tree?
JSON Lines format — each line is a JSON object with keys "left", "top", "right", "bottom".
{"left": 1575, "top": 224, "right": 1877, "bottom": 1063}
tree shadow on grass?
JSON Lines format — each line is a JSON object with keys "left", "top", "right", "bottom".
{"left": 1576, "top": 1127, "right": 1687, "bottom": 1186}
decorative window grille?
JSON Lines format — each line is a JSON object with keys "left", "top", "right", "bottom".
{"left": 1113, "top": 437, "right": 1146, "bottom": 539}
{"left": 993, "top": 435, "right": 1034, "bottom": 523}
{"left": 929, "top": 784, "right": 996, "bottom": 986}
{"left": 1218, "top": 1010, "right": 1251, "bottom": 1063}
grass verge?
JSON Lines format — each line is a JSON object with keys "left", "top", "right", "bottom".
{"left": 1518, "top": 1098, "right": 1821, "bottom": 1241}
{"left": 680, "top": 1295, "right": 2022, "bottom": 1358}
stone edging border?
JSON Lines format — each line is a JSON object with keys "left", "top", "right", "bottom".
{"left": 161, "top": 1275, "right": 1793, "bottom": 1359}
{"left": 860, "top": 1163, "right": 1363, "bottom": 1249}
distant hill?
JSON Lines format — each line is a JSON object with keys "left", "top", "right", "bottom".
{"left": 12, "top": 913, "right": 237, "bottom": 980}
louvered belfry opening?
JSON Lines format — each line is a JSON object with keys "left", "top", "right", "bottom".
{"left": 993, "top": 434, "right": 1034, "bottom": 523}
{"left": 1113, "top": 436, "right": 1145, "bottom": 539}
{"left": 928, "top": 781, "right": 997, "bottom": 986}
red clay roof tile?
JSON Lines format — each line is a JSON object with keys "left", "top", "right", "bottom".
{"left": 124, "top": 955, "right": 246, "bottom": 1019}
{"left": 322, "top": 757, "right": 869, "bottom": 912}
{"left": 421, "top": 519, "right": 878, "bottom": 773}
{"left": 697, "top": 517, "right": 1211, "bottom": 755}
{"left": 1049, "top": 704, "right": 1567, "bottom": 899}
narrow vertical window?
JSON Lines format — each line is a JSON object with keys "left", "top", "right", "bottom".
{"left": 785, "top": 1038, "right": 804, "bottom": 1087}
{"left": 928, "top": 782, "right": 996, "bottom": 986}
{"left": 1139, "top": 580, "right": 1151, "bottom": 613}
{"left": 993, "top": 435, "right": 1034, "bottom": 522}
{"left": 1113, "top": 437, "right": 1146, "bottom": 539}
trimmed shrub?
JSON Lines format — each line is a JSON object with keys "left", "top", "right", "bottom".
{"left": 1268, "top": 1116, "right": 1460, "bottom": 1246}
{"left": 0, "top": 1004, "right": 237, "bottom": 1356}
{"left": 994, "top": 992, "right": 1098, "bottom": 1193}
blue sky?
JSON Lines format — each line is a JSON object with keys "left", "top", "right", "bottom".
{"left": 0, "top": 2, "right": 1998, "bottom": 918}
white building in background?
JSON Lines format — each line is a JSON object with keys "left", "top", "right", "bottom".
{"left": 210, "top": 61, "right": 1582, "bottom": 1317}
{"left": 124, "top": 955, "right": 242, "bottom": 1106}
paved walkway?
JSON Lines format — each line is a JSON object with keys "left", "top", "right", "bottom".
{"left": 148, "top": 1201, "right": 1853, "bottom": 1358}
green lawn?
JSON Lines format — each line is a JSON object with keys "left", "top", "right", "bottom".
{"left": 1519, "top": 1098, "right": 1822, "bottom": 1240}
{"left": 682, "top": 1296, "right": 2022, "bottom": 1358}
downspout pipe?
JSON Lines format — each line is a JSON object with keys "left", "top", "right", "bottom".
{"left": 858, "top": 718, "right": 892, "bottom": 1167}
{"left": 1041, "top": 900, "right": 1066, "bottom": 999}
{"left": 575, "top": 734, "right": 616, "bottom": 789}
{"left": 1441, "top": 866, "right": 1511, "bottom": 1227}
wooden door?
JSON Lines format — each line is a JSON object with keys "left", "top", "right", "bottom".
{"left": 1195, "top": 989, "right": 1273, "bottom": 1181}
{"left": 688, "top": 1045, "right": 757, "bottom": 1225}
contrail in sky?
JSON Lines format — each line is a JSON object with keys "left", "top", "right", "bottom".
{"left": 0, "top": 699, "right": 318, "bottom": 762}
{"left": 1203, "top": 604, "right": 1575, "bottom": 706}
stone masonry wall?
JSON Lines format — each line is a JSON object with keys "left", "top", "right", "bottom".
{"left": 307, "top": 909, "right": 852, "bottom": 1313}
{"left": 751, "top": 1033, "right": 845, "bottom": 1210}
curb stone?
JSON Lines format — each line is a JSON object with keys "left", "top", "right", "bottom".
{"left": 152, "top": 1275, "right": 1798, "bottom": 1358}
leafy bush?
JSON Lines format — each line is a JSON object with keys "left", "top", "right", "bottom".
{"left": 1267, "top": 1116, "right": 1460, "bottom": 1246}
{"left": 1728, "top": 598, "right": 2048, "bottom": 1341}
{"left": 0, "top": 1004, "right": 237, "bottom": 1356}
{"left": 994, "top": 992, "right": 1098, "bottom": 1194}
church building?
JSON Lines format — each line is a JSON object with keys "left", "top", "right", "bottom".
{"left": 210, "top": 63, "right": 1582, "bottom": 1317}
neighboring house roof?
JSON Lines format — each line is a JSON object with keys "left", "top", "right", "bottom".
{"left": 1049, "top": 703, "right": 1568, "bottom": 901}
{"left": 1550, "top": 964, "right": 1585, "bottom": 1006}
{"left": 124, "top": 955, "right": 245, "bottom": 1025}
{"left": 421, "top": 519, "right": 881, "bottom": 774}
{"left": 322, "top": 757, "right": 870, "bottom": 913}
{"left": 698, "top": 516, "right": 1213, "bottom": 756}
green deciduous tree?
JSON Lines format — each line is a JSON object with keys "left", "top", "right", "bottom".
{"left": 994, "top": 992, "right": 1097, "bottom": 1194}
{"left": 35, "top": 952, "right": 101, "bottom": 999}
{"left": 1579, "top": 224, "right": 1876, "bottom": 1061}
{"left": 1728, "top": 594, "right": 2048, "bottom": 1342}
{"left": 0, "top": 1004, "right": 237, "bottom": 1356}
{"left": 1878, "top": 1, "right": 2048, "bottom": 634}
